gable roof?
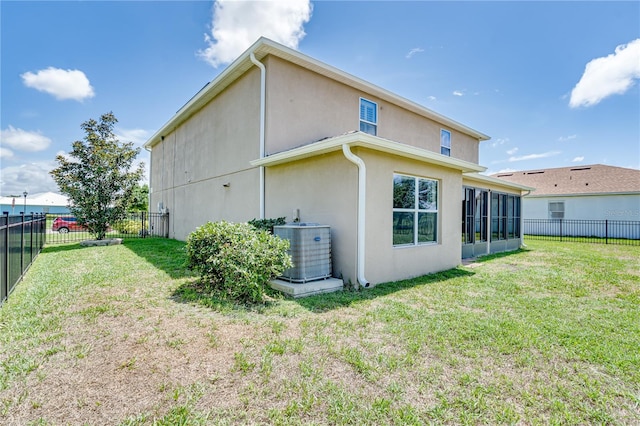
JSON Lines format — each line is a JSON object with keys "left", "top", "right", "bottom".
{"left": 491, "top": 164, "right": 640, "bottom": 197}
{"left": 144, "top": 37, "right": 490, "bottom": 149}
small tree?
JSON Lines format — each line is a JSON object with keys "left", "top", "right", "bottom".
{"left": 50, "top": 112, "right": 144, "bottom": 240}
{"left": 130, "top": 184, "right": 149, "bottom": 212}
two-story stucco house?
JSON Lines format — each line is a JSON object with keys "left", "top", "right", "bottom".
{"left": 144, "top": 37, "right": 530, "bottom": 287}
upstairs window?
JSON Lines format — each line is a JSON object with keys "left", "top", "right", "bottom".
{"left": 360, "top": 98, "right": 377, "bottom": 135}
{"left": 440, "top": 129, "right": 451, "bottom": 156}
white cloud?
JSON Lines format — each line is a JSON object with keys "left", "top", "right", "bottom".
{"left": 427, "top": 95, "right": 437, "bottom": 101}
{"left": 506, "top": 147, "right": 519, "bottom": 155}
{"left": 198, "top": 0, "right": 313, "bottom": 67}
{"left": 508, "top": 151, "right": 561, "bottom": 162}
{"left": 115, "top": 128, "right": 152, "bottom": 147}
{"left": 490, "top": 137, "right": 509, "bottom": 148}
{"left": 558, "top": 134, "right": 577, "bottom": 142}
{"left": 0, "top": 147, "right": 14, "bottom": 159}
{"left": 113, "top": 128, "right": 150, "bottom": 183}
{"left": 453, "top": 90, "right": 464, "bottom": 96}
{"left": 572, "top": 156, "right": 585, "bottom": 162}
{"left": 497, "top": 168, "right": 517, "bottom": 174}
{"left": 569, "top": 38, "right": 640, "bottom": 108}
{"left": 481, "top": 167, "right": 516, "bottom": 176}
{"left": 0, "top": 126, "right": 52, "bottom": 152}
{"left": 21, "top": 67, "right": 95, "bottom": 101}
{"left": 406, "top": 47, "right": 424, "bottom": 59}
{"left": 0, "top": 162, "right": 59, "bottom": 196}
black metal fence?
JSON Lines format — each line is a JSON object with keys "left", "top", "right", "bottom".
{"left": 45, "top": 212, "right": 170, "bottom": 245}
{"left": 1, "top": 213, "right": 46, "bottom": 306}
{"left": 524, "top": 219, "right": 640, "bottom": 246}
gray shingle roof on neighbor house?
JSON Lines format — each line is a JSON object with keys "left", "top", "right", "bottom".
{"left": 491, "top": 164, "right": 640, "bottom": 197}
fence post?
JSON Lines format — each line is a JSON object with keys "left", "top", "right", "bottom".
{"left": 2, "top": 212, "right": 8, "bottom": 304}
{"left": 142, "top": 211, "right": 146, "bottom": 238}
{"left": 20, "top": 212, "right": 25, "bottom": 275}
{"left": 605, "top": 220, "right": 608, "bottom": 245}
{"left": 560, "top": 219, "right": 563, "bottom": 242}
{"left": 30, "top": 213, "right": 34, "bottom": 264}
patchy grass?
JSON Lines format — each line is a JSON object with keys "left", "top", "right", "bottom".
{"left": 0, "top": 239, "right": 638, "bottom": 424}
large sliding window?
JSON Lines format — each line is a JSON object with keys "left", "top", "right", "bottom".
{"left": 491, "top": 192, "right": 521, "bottom": 241}
{"left": 393, "top": 174, "right": 438, "bottom": 246}
{"left": 462, "top": 187, "right": 488, "bottom": 244}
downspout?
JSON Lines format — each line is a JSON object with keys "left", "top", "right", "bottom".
{"left": 250, "top": 52, "right": 266, "bottom": 219}
{"left": 342, "top": 144, "right": 370, "bottom": 288}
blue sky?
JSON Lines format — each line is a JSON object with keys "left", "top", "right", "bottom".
{"left": 1, "top": 0, "right": 639, "bottom": 197}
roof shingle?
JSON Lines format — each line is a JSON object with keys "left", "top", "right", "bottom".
{"left": 491, "top": 164, "right": 640, "bottom": 196}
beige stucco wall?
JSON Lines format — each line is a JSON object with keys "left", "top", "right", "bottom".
{"left": 264, "top": 55, "right": 480, "bottom": 163}
{"left": 264, "top": 151, "right": 359, "bottom": 284}
{"left": 265, "top": 147, "right": 465, "bottom": 286}
{"left": 360, "top": 148, "right": 464, "bottom": 284}
{"left": 149, "top": 69, "right": 262, "bottom": 240}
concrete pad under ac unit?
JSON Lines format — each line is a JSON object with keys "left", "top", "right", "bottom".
{"left": 269, "top": 278, "right": 344, "bottom": 298}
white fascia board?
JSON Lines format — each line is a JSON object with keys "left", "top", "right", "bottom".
{"left": 525, "top": 191, "right": 640, "bottom": 198}
{"left": 463, "top": 172, "right": 535, "bottom": 192}
{"left": 251, "top": 132, "right": 486, "bottom": 173}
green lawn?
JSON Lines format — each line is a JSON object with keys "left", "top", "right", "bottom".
{"left": 1, "top": 239, "right": 638, "bottom": 425}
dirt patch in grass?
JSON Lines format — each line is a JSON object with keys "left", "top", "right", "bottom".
{"left": 4, "top": 295, "right": 263, "bottom": 424}
{"left": 1, "top": 240, "right": 639, "bottom": 425}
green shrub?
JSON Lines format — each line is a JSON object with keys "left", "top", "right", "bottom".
{"left": 185, "top": 221, "right": 292, "bottom": 303}
{"left": 248, "top": 217, "right": 287, "bottom": 234}
{"left": 113, "top": 218, "right": 148, "bottom": 234}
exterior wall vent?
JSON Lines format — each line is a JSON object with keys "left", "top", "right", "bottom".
{"left": 274, "top": 223, "right": 332, "bottom": 283}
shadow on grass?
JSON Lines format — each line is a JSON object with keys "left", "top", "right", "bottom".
{"left": 170, "top": 280, "right": 276, "bottom": 314}
{"left": 119, "top": 238, "right": 478, "bottom": 314}
{"left": 294, "top": 267, "right": 476, "bottom": 312}
{"left": 468, "top": 247, "right": 532, "bottom": 264}
{"left": 171, "top": 267, "right": 476, "bottom": 314}
{"left": 121, "top": 238, "right": 194, "bottom": 279}
{"left": 41, "top": 242, "right": 85, "bottom": 254}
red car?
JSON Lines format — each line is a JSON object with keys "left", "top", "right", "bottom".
{"left": 52, "top": 216, "right": 87, "bottom": 233}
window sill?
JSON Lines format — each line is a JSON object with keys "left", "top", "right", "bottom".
{"left": 393, "top": 241, "right": 439, "bottom": 249}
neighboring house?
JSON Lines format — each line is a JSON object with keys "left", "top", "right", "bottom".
{"left": 0, "top": 192, "right": 71, "bottom": 215}
{"left": 492, "top": 164, "right": 640, "bottom": 239}
{"left": 144, "top": 37, "right": 530, "bottom": 287}
{"left": 492, "top": 165, "right": 640, "bottom": 221}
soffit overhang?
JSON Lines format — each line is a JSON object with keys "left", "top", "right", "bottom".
{"left": 463, "top": 172, "right": 535, "bottom": 193}
{"left": 251, "top": 131, "right": 486, "bottom": 174}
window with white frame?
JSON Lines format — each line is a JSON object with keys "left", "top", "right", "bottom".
{"left": 548, "top": 201, "right": 564, "bottom": 219}
{"left": 440, "top": 129, "right": 451, "bottom": 156}
{"left": 359, "top": 98, "right": 377, "bottom": 135}
{"left": 393, "top": 174, "right": 438, "bottom": 246}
